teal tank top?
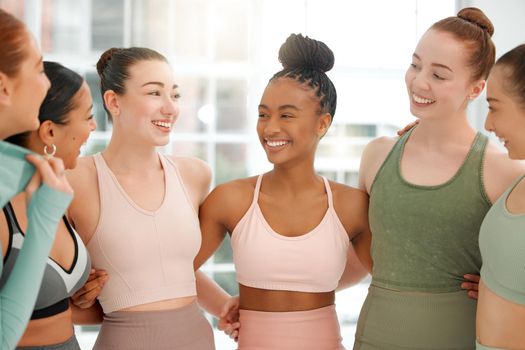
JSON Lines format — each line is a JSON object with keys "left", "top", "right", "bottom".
{"left": 369, "top": 128, "right": 491, "bottom": 292}
{"left": 480, "top": 174, "right": 525, "bottom": 305}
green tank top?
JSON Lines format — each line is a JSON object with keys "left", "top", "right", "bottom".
{"left": 369, "top": 128, "right": 491, "bottom": 292}
{"left": 480, "top": 174, "right": 525, "bottom": 305}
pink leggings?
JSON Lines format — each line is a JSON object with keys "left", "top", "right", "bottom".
{"left": 237, "top": 304, "right": 345, "bottom": 350}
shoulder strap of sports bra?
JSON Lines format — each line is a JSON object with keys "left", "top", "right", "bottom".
{"left": 321, "top": 176, "right": 334, "bottom": 209}
{"left": 252, "top": 175, "right": 263, "bottom": 205}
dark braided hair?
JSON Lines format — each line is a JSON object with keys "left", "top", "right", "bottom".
{"left": 271, "top": 34, "right": 337, "bottom": 119}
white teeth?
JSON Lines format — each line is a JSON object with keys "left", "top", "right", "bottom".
{"left": 152, "top": 121, "right": 171, "bottom": 129}
{"left": 413, "top": 94, "right": 435, "bottom": 104}
{"left": 266, "top": 140, "right": 288, "bottom": 147}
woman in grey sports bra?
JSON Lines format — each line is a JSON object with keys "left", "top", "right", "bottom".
{"left": 0, "top": 62, "right": 101, "bottom": 349}
{"left": 477, "top": 44, "right": 525, "bottom": 350}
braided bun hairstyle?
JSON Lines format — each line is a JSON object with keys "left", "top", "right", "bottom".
{"left": 96, "top": 47, "right": 167, "bottom": 120}
{"left": 271, "top": 34, "right": 337, "bottom": 119}
{"left": 431, "top": 7, "right": 495, "bottom": 81}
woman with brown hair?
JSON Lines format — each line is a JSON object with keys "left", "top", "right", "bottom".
{"left": 0, "top": 9, "right": 73, "bottom": 349}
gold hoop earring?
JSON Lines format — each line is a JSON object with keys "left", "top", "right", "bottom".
{"left": 44, "top": 144, "right": 57, "bottom": 158}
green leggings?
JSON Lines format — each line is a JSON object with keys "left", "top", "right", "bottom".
{"left": 354, "top": 285, "right": 477, "bottom": 350}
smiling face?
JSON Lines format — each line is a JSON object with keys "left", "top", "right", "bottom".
{"left": 257, "top": 77, "right": 330, "bottom": 167}
{"left": 485, "top": 65, "right": 525, "bottom": 160}
{"left": 114, "top": 59, "right": 180, "bottom": 146}
{"left": 404, "top": 29, "right": 483, "bottom": 121}
{"left": 52, "top": 82, "right": 96, "bottom": 169}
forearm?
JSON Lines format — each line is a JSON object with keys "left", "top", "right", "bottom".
{"left": 0, "top": 184, "right": 72, "bottom": 348}
{"left": 195, "top": 270, "right": 230, "bottom": 318}
{"left": 71, "top": 302, "right": 104, "bottom": 325}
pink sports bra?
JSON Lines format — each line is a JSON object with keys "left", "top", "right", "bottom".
{"left": 87, "top": 153, "right": 201, "bottom": 313}
{"left": 231, "top": 175, "right": 350, "bottom": 293}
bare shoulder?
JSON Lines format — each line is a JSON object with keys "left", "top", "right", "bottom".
{"left": 329, "top": 181, "right": 370, "bottom": 239}
{"left": 168, "top": 155, "right": 211, "bottom": 183}
{"left": 360, "top": 136, "right": 398, "bottom": 193}
{"left": 167, "top": 155, "right": 212, "bottom": 204}
{"left": 205, "top": 176, "right": 257, "bottom": 208}
{"left": 201, "top": 176, "right": 258, "bottom": 232}
{"left": 67, "top": 156, "right": 97, "bottom": 188}
{"left": 483, "top": 141, "right": 525, "bottom": 202}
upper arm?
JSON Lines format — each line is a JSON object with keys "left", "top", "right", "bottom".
{"left": 483, "top": 142, "right": 525, "bottom": 203}
{"left": 358, "top": 136, "right": 397, "bottom": 193}
{"left": 194, "top": 179, "right": 254, "bottom": 270}
{"left": 332, "top": 184, "right": 372, "bottom": 288}
{"left": 66, "top": 157, "right": 99, "bottom": 244}
{"left": 194, "top": 185, "right": 229, "bottom": 269}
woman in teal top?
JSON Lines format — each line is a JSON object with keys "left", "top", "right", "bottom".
{"left": 355, "top": 8, "right": 525, "bottom": 350}
{"left": 477, "top": 44, "right": 525, "bottom": 350}
{"left": 0, "top": 9, "right": 73, "bottom": 350}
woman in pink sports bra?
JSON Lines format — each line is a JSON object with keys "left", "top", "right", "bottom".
{"left": 66, "top": 47, "right": 236, "bottom": 350}
{"left": 194, "top": 34, "right": 373, "bottom": 349}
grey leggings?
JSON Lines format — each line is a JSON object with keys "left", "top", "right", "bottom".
{"left": 17, "top": 336, "right": 80, "bottom": 350}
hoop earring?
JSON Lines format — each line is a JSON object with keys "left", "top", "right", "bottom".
{"left": 44, "top": 144, "right": 57, "bottom": 158}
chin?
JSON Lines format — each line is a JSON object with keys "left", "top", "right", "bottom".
{"left": 507, "top": 150, "right": 525, "bottom": 160}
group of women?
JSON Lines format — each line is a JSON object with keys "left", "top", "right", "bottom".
{"left": 0, "top": 5, "right": 524, "bottom": 350}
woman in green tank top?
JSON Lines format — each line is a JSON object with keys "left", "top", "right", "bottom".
{"left": 354, "top": 8, "right": 525, "bottom": 350}
{"left": 477, "top": 45, "right": 525, "bottom": 350}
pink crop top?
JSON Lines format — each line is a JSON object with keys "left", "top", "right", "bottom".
{"left": 231, "top": 175, "right": 350, "bottom": 293}
{"left": 87, "top": 153, "right": 201, "bottom": 313}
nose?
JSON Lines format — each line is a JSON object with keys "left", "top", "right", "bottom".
{"left": 264, "top": 115, "right": 281, "bottom": 135}
{"left": 484, "top": 113, "right": 493, "bottom": 132}
{"left": 161, "top": 96, "right": 179, "bottom": 118}
{"left": 89, "top": 117, "right": 98, "bottom": 131}
{"left": 412, "top": 71, "right": 431, "bottom": 92}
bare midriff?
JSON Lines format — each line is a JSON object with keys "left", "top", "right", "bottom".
{"left": 240, "top": 284, "right": 334, "bottom": 312}
{"left": 120, "top": 295, "right": 197, "bottom": 312}
{"left": 477, "top": 280, "right": 525, "bottom": 349}
{"left": 18, "top": 309, "right": 73, "bottom": 347}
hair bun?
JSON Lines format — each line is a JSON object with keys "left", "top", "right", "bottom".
{"left": 96, "top": 48, "right": 120, "bottom": 75}
{"left": 458, "top": 7, "right": 494, "bottom": 37}
{"left": 278, "top": 33, "right": 334, "bottom": 73}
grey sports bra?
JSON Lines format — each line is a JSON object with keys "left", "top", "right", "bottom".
{"left": 0, "top": 202, "right": 91, "bottom": 319}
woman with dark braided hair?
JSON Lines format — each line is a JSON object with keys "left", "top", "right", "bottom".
{"left": 194, "top": 33, "right": 372, "bottom": 349}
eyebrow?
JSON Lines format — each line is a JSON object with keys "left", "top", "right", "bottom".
{"left": 258, "top": 104, "right": 300, "bottom": 111}
{"left": 486, "top": 97, "right": 500, "bottom": 103}
{"left": 413, "top": 53, "right": 453, "bottom": 72}
{"left": 86, "top": 104, "right": 93, "bottom": 113}
{"left": 141, "top": 82, "right": 179, "bottom": 89}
